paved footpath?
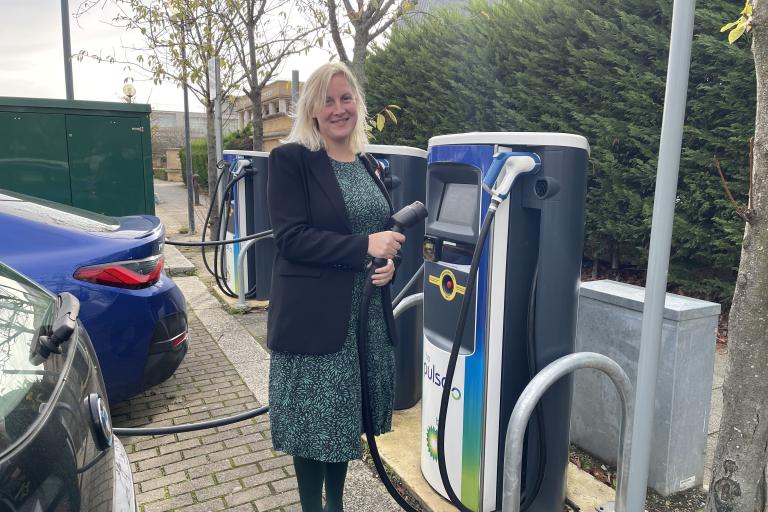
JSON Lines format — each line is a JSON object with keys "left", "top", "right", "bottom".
{"left": 111, "top": 180, "right": 400, "bottom": 512}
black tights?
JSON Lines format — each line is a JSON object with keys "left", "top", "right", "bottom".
{"left": 292, "top": 456, "right": 348, "bottom": 512}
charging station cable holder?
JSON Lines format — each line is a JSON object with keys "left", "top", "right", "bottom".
{"left": 482, "top": 152, "right": 542, "bottom": 203}
{"left": 233, "top": 158, "right": 252, "bottom": 177}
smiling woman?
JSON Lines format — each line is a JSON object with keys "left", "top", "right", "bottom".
{"left": 266, "top": 62, "right": 404, "bottom": 512}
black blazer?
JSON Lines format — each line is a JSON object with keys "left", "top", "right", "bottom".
{"left": 266, "top": 143, "right": 399, "bottom": 354}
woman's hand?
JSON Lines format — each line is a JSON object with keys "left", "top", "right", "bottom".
{"left": 368, "top": 231, "right": 405, "bottom": 260}
{"left": 371, "top": 259, "right": 395, "bottom": 287}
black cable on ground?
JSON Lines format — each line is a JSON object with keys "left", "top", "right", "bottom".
{"left": 436, "top": 207, "right": 497, "bottom": 512}
{"left": 114, "top": 405, "right": 269, "bottom": 436}
{"left": 358, "top": 272, "right": 420, "bottom": 512}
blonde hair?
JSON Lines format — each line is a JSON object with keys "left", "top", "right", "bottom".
{"left": 284, "top": 62, "right": 369, "bottom": 154}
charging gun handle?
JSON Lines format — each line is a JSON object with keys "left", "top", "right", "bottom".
{"left": 372, "top": 201, "right": 428, "bottom": 268}
{"left": 482, "top": 151, "right": 515, "bottom": 193}
{"left": 371, "top": 226, "right": 404, "bottom": 268}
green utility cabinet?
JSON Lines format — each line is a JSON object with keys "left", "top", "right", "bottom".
{"left": 0, "top": 97, "right": 155, "bottom": 216}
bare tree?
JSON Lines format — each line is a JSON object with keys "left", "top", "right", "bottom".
{"left": 315, "top": 0, "right": 417, "bottom": 91}
{"left": 706, "top": 1, "right": 768, "bottom": 509}
{"left": 75, "top": 0, "right": 243, "bottom": 228}
{"left": 216, "top": 0, "right": 319, "bottom": 151}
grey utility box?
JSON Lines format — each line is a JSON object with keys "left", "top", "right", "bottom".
{"left": 570, "top": 280, "right": 720, "bottom": 496}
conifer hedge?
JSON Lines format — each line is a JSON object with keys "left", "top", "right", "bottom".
{"left": 366, "top": 0, "right": 755, "bottom": 303}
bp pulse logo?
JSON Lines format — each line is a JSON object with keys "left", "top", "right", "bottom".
{"left": 426, "top": 424, "right": 439, "bottom": 460}
{"left": 424, "top": 361, "right": 462, "bottom": 400}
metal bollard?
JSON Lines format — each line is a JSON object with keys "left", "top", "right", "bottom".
{"left": 191, "top": 175, "right": 201, "bottom": 205}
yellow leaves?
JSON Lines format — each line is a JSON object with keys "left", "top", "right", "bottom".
{"left": 728, "top": 22, "right": 748, "bottom": 44}
{"left": 365, "top": 104, "right": 401, "bottom": 139}
{"left": 721, "top": 0, "right": 753, "bottom": 44}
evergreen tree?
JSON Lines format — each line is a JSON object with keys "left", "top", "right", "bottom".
{"left": 366, "top": 0, "right": 755, "bottom": 303}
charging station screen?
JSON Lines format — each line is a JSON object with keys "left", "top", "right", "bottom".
{"left": 437, "top": 183, "right": 477, "bottom": 226}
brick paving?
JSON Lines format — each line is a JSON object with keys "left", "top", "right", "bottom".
{"left": 112, "top": 311, "right": 300, "bottom": 512}
{"left": 131, "top": 180, "right": 405, "bottom": 512}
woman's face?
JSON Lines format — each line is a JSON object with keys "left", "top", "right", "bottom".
{"left": 313, "top": 73, "right": 358, "bottom": 146}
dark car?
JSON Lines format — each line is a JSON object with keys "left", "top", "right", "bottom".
{"left": 0, "top": 189, "right": 188, "bottom": 402}
{"left": 0, "top": 262, "right": 136, "bottom": 511}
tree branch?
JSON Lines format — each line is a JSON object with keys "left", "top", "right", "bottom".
{"left": 713, "top": 154, "right": 753, "bottom": 223}
{"left": 327, "top": 0, "right": 350, "bottom": 64}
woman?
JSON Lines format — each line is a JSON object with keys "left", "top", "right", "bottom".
{"left": 266, "top": 62, "right": 405, "bottom": 512}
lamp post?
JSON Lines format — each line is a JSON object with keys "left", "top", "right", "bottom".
{"left": 169, "top": 6, "right": 196, "bottom": 234}
{"left": 123, "top": 79, "right": 136, "bottom": 104}
{"left": 61, "top": 0, "right": 74, "bottom": 99}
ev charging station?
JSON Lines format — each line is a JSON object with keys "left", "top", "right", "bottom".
{"left": 365, "top": 145, "right": 427, "bottom": 410}
{"left": 221, "top": 150, "right": 274, "bottom": 300}
{"left": 420, "top": 132, "right": 589, "bottom": 511}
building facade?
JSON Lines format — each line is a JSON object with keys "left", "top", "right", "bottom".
{"left": 233, "top": 80, "right": 300, "bottom": 152}
{"left": 150, "top": 107, "right": 239, "bottom": 169}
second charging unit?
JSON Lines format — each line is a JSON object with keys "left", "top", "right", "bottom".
{"left": 222, "top": 150, "right": 274, "bottom": 300}
{"left": 366, "top": 145, "right": 428, "bottom": 410}
{"left": 420, "top": 132, "right": 589, "bottom": 511}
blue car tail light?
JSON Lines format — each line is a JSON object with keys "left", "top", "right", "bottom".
{"left": 74, "top": 254, "right": 165, "bottom": 289}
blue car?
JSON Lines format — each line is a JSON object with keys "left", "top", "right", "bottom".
{"left": 0, "top": 189, "right": 188, "bottom": 402}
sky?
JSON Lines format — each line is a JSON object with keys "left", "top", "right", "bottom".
{"left": 0, "top": 0, "right": 335, "bottom": 112}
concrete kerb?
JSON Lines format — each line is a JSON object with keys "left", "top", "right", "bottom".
{"left": 173, "top": 276, "right": 271, "bottom": 406}
{"left": 163, "top": 243, "right": 197, "bottom": 277}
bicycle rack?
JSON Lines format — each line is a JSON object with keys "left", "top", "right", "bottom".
{"left": 502, "top": 352, "right": 634, "bottom": 512}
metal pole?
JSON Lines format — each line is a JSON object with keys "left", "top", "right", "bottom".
{"left": 625, "top": 1, "right": 696, "bottom": 510}
{"left": 181, "top": 24, "right": 196, "bottom": 234}
{"left": 213, "top": 60, "right": 224, "bottom": 219}
{"left": 61, "top": 0, "right": 74, "bottom": 99}
{"left": 291, "top": 70, "right": 300, "bottom": 110}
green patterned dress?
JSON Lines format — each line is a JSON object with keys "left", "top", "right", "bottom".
{"left": 268, "top": 158, "right": 396, "bottom": 463}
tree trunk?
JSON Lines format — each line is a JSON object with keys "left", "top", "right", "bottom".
{"left": 351, "top": 28, "right": 369, "bottom": 94}
{"left": 592, "top": 248, "right": 599, "bottom": 280}
{"left": 246, "top": 17, "right": 263, "bottom": 152}
{"left": 706, "top": 4, "right": 768, "bottom": 511}
{"left": 610, "top": 241, "right": 620, "bottom": 271}
{"left": 249, "top": 88, "right": 263, "bottom": 152}
{"left": 205, "top": 104, "right": 220, "bottom": 237}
